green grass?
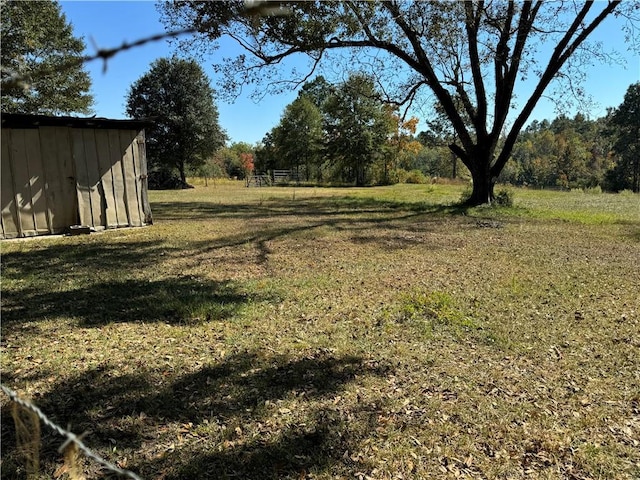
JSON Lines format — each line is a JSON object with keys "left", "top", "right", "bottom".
{"left": 1, "top": 182, "right": 639, "bottom": 479}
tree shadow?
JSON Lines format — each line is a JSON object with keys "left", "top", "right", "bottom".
{"left": 171, "top": 196, "right": 469, "bottom": 259}
{"left": 1, "top": 196, "right": 469, "bottom": 334}
{"left": 151, "top": 195, "right": 468, "bottom": 222}
{"left": 1, "top": 276, "right": 254, "bottom": 329}
{"left": 0, "top": 238, "right": 275, "bottom": 333}
{"left": 0, "top": 240, "right": 168, "bottom": 281}
{"left": 2, "top": 351, "right": 392, "bottom": 479}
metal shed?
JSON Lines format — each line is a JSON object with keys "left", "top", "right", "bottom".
{"left": 1, "top": 113, "right": 152, "bottom": 239}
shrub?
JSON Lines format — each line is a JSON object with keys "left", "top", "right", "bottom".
{"left": 404, "top": 169, "right": 429, "bottom": 184}
{"left": 494, "top": 187, "right": 514, "bottom": 206}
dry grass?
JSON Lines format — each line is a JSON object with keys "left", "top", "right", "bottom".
{"left": 2, "top": 182, "right": 639, "bottom": 479}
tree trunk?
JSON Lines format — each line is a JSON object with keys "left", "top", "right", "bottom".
{"left": 178, "top": 161, "right": 187, "bottom": 187}
{"left": 451, "top": 152, "right": 457, "bottom": 179}
{"left": 450, "top": 143, "right": 497, "bottom": 206}
{"left": 465, "top": 167, "right": 496, "bottom": 206}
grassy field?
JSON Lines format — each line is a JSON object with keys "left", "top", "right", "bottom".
{"left": 1, "top": 182, "right": 639, "bottom": 479}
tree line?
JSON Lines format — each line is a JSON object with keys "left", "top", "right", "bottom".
{"left": 500, "top": 89, "right": 639, "bottom": 194}
{"left": 250, "top": 79, "right": 639, "bottom": 193}
{"left": 2, "top": 1, "right": 638, "bottom": 195}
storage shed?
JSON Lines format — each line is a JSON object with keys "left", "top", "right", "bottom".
{"left": 1, "top": 113, "right": 152, "bottom": 239}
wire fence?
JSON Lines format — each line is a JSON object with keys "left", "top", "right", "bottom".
{"left": 1, "top": 383, "right": 143, "bottom": 480}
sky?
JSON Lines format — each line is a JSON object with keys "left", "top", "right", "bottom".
{"left": 59, "top": 1, "right": 639, "bottom": 146}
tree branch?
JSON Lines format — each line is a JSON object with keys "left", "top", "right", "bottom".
{"left": 493, "top": 0, "right": 622, "bottom": 177}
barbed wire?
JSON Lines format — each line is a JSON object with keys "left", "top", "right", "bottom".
{"left": 1, "top": 383, "right": 143, "bottom": 480}
{"left": 1, "top": 1, "right": 291, "bottom": 91}
{"left": 1, "top": 26, "right": 199, "bottom": 91}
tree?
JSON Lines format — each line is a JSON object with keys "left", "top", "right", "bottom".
{"left": 271, "top": 94, "right": 324, "bottom": 180}
{"left": 1, "top": 0, "right": 93, "bottom": 115}
{"left": 323, "top": 74, "right": 393, "bottom": 186}
{"left": 606, "top": 82, "right": 640, "bottom": 192}
{"left": 381, "top": 108, "right": 421, "bottom": 184}
{"left": 162, "top": 1, "right": 635, "bottom": 205}
{"left": 126, "top": 57, "right": 226, "bottom": 187}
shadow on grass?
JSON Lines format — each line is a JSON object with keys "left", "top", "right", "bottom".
{"left": 0, "top": 239, "right": 265, "bottom": 332}
{"left": 2, "top": 351, "right": 392, "bottom": 479}
{"left": 1, "top": 197, "right": 469, "bottom": 333}
{"left": 1, "top": 277, "right": 252, "bottom": 328}
{"left": 151, "top": 195, "right": 468, "bottom": 222}
{"left": 165, "top": 196, "right": 469, "bottom": 259}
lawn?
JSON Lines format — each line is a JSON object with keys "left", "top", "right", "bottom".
{"left": 1, "top": 182, "right": 639, "bottom": 479}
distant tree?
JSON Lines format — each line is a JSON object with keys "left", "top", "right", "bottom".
{"left": 1, "top": 0, "right": 93, "bottom": 115}
{"left": 126, "top": 57, "right": 226, "bottom": 188}
{"left": 606, "top": 82, "right": 640, "bottom": 192}
{"left": 161, "top": 1, "right": 635, "bottom": 205}
{"left": 255, "top": 131, "right": 278, "bottom": 173}
{"left": 508, "top": 113, "right": 614, "bottom": 189}
{"left": 298, "top": 75, "right": 333, "bottom": 111}
{"left": 219, "top": 142, "right": 255, "bottom": 179}
{"left": 380, "top": 109, "right": 421, "bottom": 184}
{"left": 323, "top": 74, "right": 393, "bottom": 186}
{"left": 271, "top": 95, "right": 324, "bottom": 180}
{"left": 240, "top": 152, "right": 255, "bottom": 179}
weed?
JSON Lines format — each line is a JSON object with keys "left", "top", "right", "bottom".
{"left": 392, "top": 290, "right": 479, "bottom": 335}
{"left": 494, "top": 187, "right": 514, "bottom": 206}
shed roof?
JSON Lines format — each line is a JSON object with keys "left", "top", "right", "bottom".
{"left": 1, "top": 113, "right": 153, "bottom": 130}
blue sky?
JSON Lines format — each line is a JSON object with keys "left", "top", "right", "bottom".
{"left": 60, "top": 1, "right": 639, "bottom": 146}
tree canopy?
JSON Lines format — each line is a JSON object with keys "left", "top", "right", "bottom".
{"left": 271, "top": 95, "right": 324, "bottom": 180}
{"left": 162, "top": 0, "right": 637, "bottom": 204}
{"left": 1, "top": 0, "right": 93, "bottom": 115}
{"left": 126, "top": 57, "right": 227, "bottom": 188}
{"left": 323, "top": 74, "right": 394, "bottom": 186}
{"left": 606, "top": 82, "right": 640, "bottom": 193}
{"left": 257, "top": 75, "right": 399, "bottom": 185}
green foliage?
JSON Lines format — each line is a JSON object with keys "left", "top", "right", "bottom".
{"left": 494, "top": 188, "right": 514, "bottom": 207}
{"left": 605, "top": 82, "right": 640, "bottom": 193}
{"left": 271, "top": 95, "right": 324, "bottom": 181}
{"left": 505, "top": 113, "right": 619, "bottom": 191}
{"left": 126, "top": 57, "right": 226, "bottom": 188}
{"left": 323, "top": 74, "right": 393, "bottom": 186}
{"left": 403, "top": 169, "right": 429, "bottom": 185}
{"left": 214, "top": 143, "right": 256, "bottom": 180}
{"left": 258, "top": 75, "right": 394, "bottom": 186}
{"left": 1, "top": 0, "right": 93, "bottom": 115}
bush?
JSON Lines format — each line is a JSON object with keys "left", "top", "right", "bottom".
{"left": 494, "top": 187, "right": 514, "bottom": 206}
{"left": 404, "top": 169, "right": 429, "bottom": 184}
{"left": 148, "top": 169, "right": 193, "bottom": 190}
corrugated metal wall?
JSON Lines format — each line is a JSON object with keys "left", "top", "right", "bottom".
{"left": 1, "top": 125, "right": 151, "bottom": 239}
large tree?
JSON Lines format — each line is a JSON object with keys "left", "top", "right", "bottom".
{"left": 126, "top": 57, "right": 227, "bottom": 187}
{"left": 162, "top": 0, "right": 635, "bottom": 205}
{"left": 323, "top": 74, "right": 394, "bottom": 186}
{"left": 271, "top": 94, "right": 324, "bottom": 180}
{"left": 1, "top": 0, "right": 93, "bottom": 115}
